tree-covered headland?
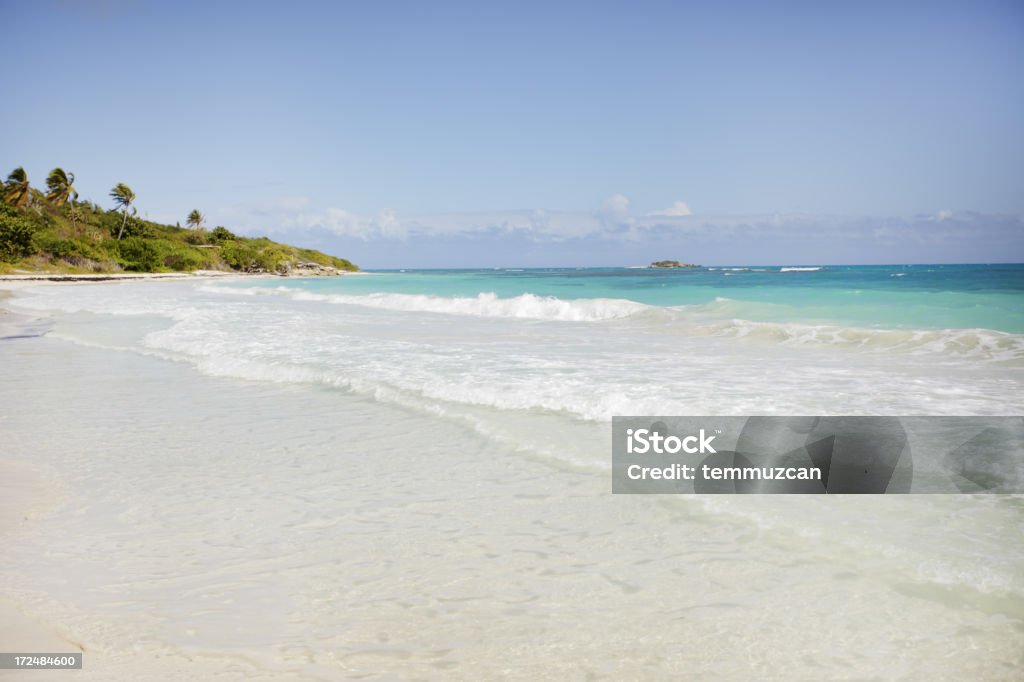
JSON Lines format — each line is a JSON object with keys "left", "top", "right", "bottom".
{"left": 0, "top": 166, "right": 357, "bottom": 274}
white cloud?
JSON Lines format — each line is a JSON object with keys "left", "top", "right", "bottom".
{"left": 647, "top": 200, "right": 692, "bottom": 217}
{"left": 319, "top": 207, "right": 363, "bottom": 236}
{"left": 212, "top": 197, "right": 1022, "bottom": 256}
{"left": 602, "top": 193, "right": 630, "bottom": 214}
{"left": 219, "top": 195, "right": 638, "bottom": 242}
{"left": 373, "top": 208, "right": 402, "bottom": 238}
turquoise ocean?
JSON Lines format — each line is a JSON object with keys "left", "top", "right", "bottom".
{"left": 251, "top": 263, "right": 1024, "bottom": 331}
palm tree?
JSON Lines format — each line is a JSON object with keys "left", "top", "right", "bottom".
{"left": 186, "top": 209, "right": 205, "bottom": 230}
{"left": 110, "top": 183, "right": 136, "bottom": 239}
{"left": 3, "top": 167, "right": 32, "bottom": 208}
{"left": 45, "top": 168, "right": 78, "bottom": 206}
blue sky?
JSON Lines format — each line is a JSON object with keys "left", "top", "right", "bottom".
{"left": 2, "top": 0, "right": 1023, "bottom": 267}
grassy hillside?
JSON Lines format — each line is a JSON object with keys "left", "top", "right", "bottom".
{"left": 0, "top": 180, "right": 357, "bottom": 275}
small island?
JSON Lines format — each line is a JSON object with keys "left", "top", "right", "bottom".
{"left": 649, "top": 260, "right": 700, "bottom": 268}
{"left": 1, "top": 165, "right": 357, "bottom": 277}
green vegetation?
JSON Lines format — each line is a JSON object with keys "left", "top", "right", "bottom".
{"left": 0, "top": 166, "right": 358, "bottom": 275}
{"left": 649, "top": 260, "right": 699, "bottom": 268}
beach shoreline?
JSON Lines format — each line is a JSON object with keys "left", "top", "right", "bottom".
{"left": 0, "top": 272, "right": 233, "bottom": 283}
{"left": 0, "top": 275, "right": 235, "bottom": 339}
{"left": 0, "top": 269, "right": 365, "bottom": 283}
{"left": 0, "top": 288, "right": 42, "bottom": 340}
{"left": 1, "top": 275, "right": 1022, "bottom": 679}
{"left": 0, "top": 269, "right": 369, "bottom": 337}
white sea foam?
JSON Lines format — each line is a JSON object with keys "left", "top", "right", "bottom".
{"left": 200, "top": 285, "right": 652, "bottom": 321}
{"left": 688, "top": 317, "right": 1024, "bottom": 362}
{"left": 12, "top": 284, "right": 1021, "bottom": 435}
{"left": 19, "top": 284, "right": 1024, "bottom": 365}
{"left": 780, "top": 266, "right": 822, "bottom": 272}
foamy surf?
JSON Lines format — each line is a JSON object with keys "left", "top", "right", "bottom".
{"left": 18, "top": 284, "right": 1024, "bottom": 364}
{"left": 200, "top": 285, "right": 652, "bottom": 322}
{"left": 10, "top": 277, "right": 1024, "bottom": 438}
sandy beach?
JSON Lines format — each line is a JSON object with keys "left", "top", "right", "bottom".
{"left": 0, "top": 271, "right": 233, "bottom": 281}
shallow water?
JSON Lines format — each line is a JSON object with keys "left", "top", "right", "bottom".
{"left": 2, "top": 271, "right": 1023, "bottom": 678}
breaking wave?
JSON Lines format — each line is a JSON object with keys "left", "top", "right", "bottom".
{"left": 199, "top": 285, "right": 653, "bottom": 321}
{"left": 195, "top": 286, "right": 1024, "bottom": 363}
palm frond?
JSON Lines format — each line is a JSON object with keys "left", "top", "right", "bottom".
{"left": 6, "top": 167, "right": 27, "bottom": 185}
{"left": 3, "top": 167, "right": 31, "bottom": 208}
{"left": 109, "top": 182, "right": 136, "bottom": 208}
{"left": 186, "top": 209, "right": 205, "bottom": 229}
{"left": 45, "top": 167, "right": 77, "bottom": 206}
